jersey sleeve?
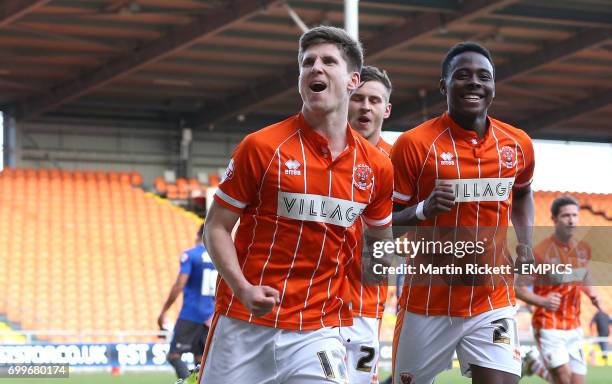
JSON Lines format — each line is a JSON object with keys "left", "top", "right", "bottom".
{"left": 390, "top": 133, "right": 420, "bottom": 205}
{"left": 214, "top": 134, "right": 266, "bottom": 213}
{"left": 514, "top": 132, "right": 535, "bottom": 189}
{"left": 179, "top": 252, "right": 191, "bottom": 275}
{"left": 362, "top": 157, "right": 393, "bottom": 228}
{"left": 533, "top": 241, "right": 547, "bottom": 264}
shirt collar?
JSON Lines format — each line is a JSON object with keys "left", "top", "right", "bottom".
{"left": 296, "top": 112, "right": 356, "bottom": 154}
{"left": 442, "top": 111, "right": 492, "bottom": 146}
{"left": 552, "top": 234, "right": 575, "bottom": 250}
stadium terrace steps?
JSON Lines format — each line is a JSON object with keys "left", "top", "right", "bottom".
{"left": 0, "top": 168, "right": 201, "bottom": 343}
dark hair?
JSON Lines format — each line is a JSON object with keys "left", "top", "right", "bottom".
{"left": 441, "top": 42, "right": 495, "bottom": 78}
{"left": 360, "top": 65, "right": 392, "bottom": 100}
{"left": 551, "top": 195, "right": 579, "bottom": 217}
{"left": 298, "top": 26, "right": 363, "bottom": 73}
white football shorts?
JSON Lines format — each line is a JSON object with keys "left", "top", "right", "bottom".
{"left": 200, "top": 314, "right": 348, "bottom": 384}
{"left": 535, "top": 327, "right": 586, "bottom": 375}
{"left": 393, "top": 306, "right": 521, "bottom": 384}
{"left": 341, "top": 316, "right": 380, "bottom": 384}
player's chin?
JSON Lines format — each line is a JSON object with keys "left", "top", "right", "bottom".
{"left": 352, "top": 126, "right": 368, "bottom": 137}
{"left": 308, "top": 102, "right": 337, "bottom": 115}
{"left": 457, "top": 103, "right": 486, "bottom": 116}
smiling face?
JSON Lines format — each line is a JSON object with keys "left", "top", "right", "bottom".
{"left": 349, "top": 80, "right": 391, "bottom": 144}
{"left": 298, "top": 43, "right": 360, "bottom": 114}
{"left": 440, "top": 51, "right": 495, "bottom": 119}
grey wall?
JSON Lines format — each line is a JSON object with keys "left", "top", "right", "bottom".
{"left": 14, "top": 118, "right": 244, "bottom": 186}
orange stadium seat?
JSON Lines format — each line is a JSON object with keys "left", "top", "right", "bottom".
{"left": 154, "top": 177, "right": 167, "bottom": 194}
{"left": 0, "top": 168, "right": 202, "bottom": 343}
{"left": 130, "top": 172, "right": 142, "bottom": 186}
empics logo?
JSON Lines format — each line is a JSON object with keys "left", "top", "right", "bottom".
{"left": 440, "top": 152, "right": 455, "bottom": 166}
{"left": 284, "top": 159, "right": 301, "bottom": 176}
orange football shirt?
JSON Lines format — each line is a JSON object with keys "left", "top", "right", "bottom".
{"left": 532, "top": 235, "right": 591, "bottom": 330}
{"left": 213, "top": 113, "right": 393, "bottom": 330}
{"left": 347, "top": 137, "right": 392, "bottom": 318}
{"left": 391, "top": 112, "right": 535, "bottom": 317}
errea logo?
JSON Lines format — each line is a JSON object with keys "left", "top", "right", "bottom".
{"left": 284, "top": 159, "right": 301, "bottom": 176}
{"left": 440, "top": 152, "right": 455, "bottom": 166}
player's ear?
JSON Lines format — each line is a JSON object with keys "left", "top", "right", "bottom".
{"left": 439, "top": 78, "right": 446, "bottom": 96}
{"left": 384, "top": 103, "right": 392, "bottom": 119}
{"left": 348, "top": 71, "right": 360, "bottom": 92}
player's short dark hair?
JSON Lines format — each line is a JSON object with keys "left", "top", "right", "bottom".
{"left": 551, "top": 195, "right": 579, "bottom": 217}
{"left": 441, "top": 42, "right": 495, "bottom": 78}
{"left": 360, "top": 65, "right": 392, "bottom": 100}
{"left": 298, "top": 26, "right": 363, "bottom": 73}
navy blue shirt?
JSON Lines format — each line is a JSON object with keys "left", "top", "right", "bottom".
{"left": 178, "top": 244, "right": 217, "bottom": 323}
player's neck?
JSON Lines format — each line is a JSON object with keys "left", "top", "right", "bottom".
{"left": 554, "top": 231, "right": 572, "bottom": 245}
{"left": 449, "top": 110, "right": 489, "bottom": 138}
{"left": 367, "top": 130, "right": 381, "bottom": 146}
{"left": 302, "top": 106, "right": 349, "bottom": 158}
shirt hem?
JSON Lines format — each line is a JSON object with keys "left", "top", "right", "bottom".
{"left": 218, "top": 308, "right": 354, "bottom": 330}
{"left": 406, "top": 301, "right": 514, "bottom": 317}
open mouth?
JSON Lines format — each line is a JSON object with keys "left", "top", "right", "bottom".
{"left": 309, "top": 81, "right": 327, "bottom": 93}
{"left": 358, "top": 116, "right": 371, "bottom": 123}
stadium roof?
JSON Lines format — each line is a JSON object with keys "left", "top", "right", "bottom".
{"left": 0, "top": 0, "right": 611, "bottom": 142}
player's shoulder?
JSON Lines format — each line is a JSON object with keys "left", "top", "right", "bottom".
{"left": 576, "top": 240, "right": 591, "bottom": 252}
{"left": 377, "top": 138, "right": 393, "bottom": 157}
{"left": 183, "top": 244, "right": 206, "bottom": 259}
{"left": 355, "top": 134, "right": 392, "bottom": 169}
{"left": 490, "top": 117, "right": 533, "bottom": 146}
{"left": 533, "top": 235, "right": 554, "bottom": 256}
{"left": 241, "top": 114, "right": 299, "bottom": 150}
{"left": 535, "top": 235, "right": 554, "bottom": 247}
{"left": 394, "top": 115, "right": 446, "bottom": 148}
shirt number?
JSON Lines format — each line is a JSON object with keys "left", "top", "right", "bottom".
{"left": 201, "top": 269, "right": 218, "bottom": 296}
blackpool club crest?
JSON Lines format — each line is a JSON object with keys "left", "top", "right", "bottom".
{"left": 500, "top": 146, "right": 516, "bottom": 169}
{"left": 353, "top": 163, "right": 373, "bottom": 191}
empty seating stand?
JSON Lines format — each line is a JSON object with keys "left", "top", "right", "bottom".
{"left": 0, "top": 168, "right": 202, "bottom": 343}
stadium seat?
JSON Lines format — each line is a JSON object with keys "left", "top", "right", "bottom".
{"left": 0, "top": 168, "right": 201, "bottom": 343}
